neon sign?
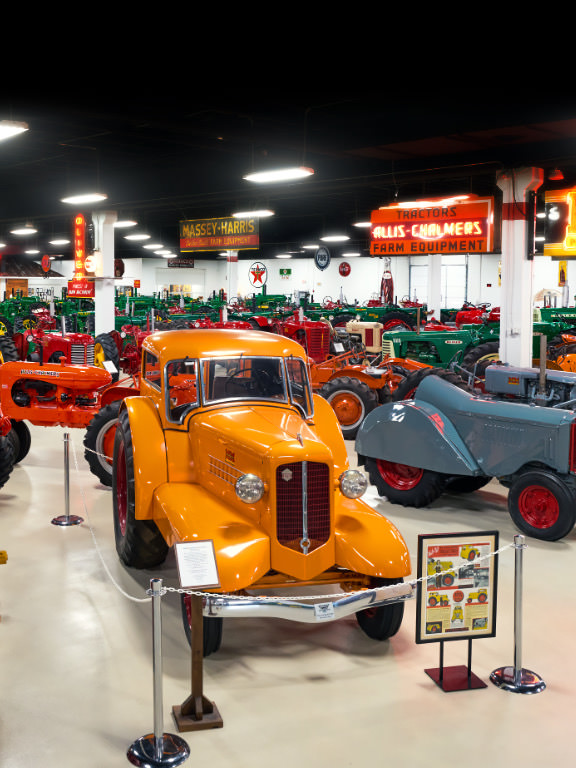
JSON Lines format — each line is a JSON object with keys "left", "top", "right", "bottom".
{"left": 73, "top": 213, "right": 86, "bottom": 279}
{"left": 544, "top": 187, "right": 576, "bottom": 258}
{"left": 370, "top": 196, "right": 494, "bottom": 256}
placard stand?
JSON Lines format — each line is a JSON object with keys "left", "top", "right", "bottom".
{"left": 172, "top": 595, "right": 223, "bottom": 732}
{"left": 425, "top": 638, "right": 487, "bottom": 692}
{"left": 51, "top": 433, "right": 83, "bottom": 527}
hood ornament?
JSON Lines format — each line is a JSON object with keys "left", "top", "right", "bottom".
{"left": 297, "top": 432, "right": 303, "bottom": 446}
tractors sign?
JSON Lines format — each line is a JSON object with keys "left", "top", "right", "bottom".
{"left": 180, "top": 217, "right": 260, "bottom": 252}
{"left": 370, "top": 196, "right": 494, "bottom": 256}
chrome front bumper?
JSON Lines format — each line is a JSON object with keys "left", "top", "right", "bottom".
{"left": 203, "top": 581, "right": 414, "bottom": 623}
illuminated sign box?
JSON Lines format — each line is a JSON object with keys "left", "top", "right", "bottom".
{"left": 180, "top": 217, "right": 260, "bottom": 252}
{"left": 544, "top": 187, "right": 576, "bottom": 258}
{"left": 370, "top": 196, "right": 494, "bottom": 256}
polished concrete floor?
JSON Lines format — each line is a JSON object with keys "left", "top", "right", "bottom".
{"left": 1, "top": 423, "right": 574, "bottom": 767}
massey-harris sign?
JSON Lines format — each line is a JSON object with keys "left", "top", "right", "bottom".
{"left": 180, "top": 217, "right": 260, "bottom": 252}
{"left": 370, "top": 196, "right": 494, "bottom": 256}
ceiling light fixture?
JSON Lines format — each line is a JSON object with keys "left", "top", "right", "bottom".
{"left": 49, "top": 238, "right": 71, "bottom": 245}
{"left": 243, "top": 167, "right": 314, "bottom": 184}
{"left": 232, "top": 209, "right": 275, "bottom": 218}
{"left": 548, "top": 168, "right": 564, "bottom": 181}
{"left": 61, "top": 192, "right": 108, "bottom": 205}
{"left": 275, "top": 253, "right": 292, "bottom": 259}
{"left": 321, "top": 235, "right": 350, "bottom": 242}
{"left": 143, "top": 243, "right": 164, "bottom": 249}
{"left": 10, "top": 225, "right": 37, "bottom": 235}
{"left": 114, "top": 220, "right": 138, "bottom": 229}
{"left": 0, "top": 120, "right": 29, "bottom": 140}
{"left": 125, "top": 233, "right": 151, "bottom": 241}
{"left": 302, "top": 244, "right": 319, "bottom": 250}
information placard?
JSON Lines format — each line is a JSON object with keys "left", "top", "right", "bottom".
{"left": 415, "top": 531, "right": 499, "bottom": 644}
{"left": 175, "top": 540, "right": 220, "bottom": 590}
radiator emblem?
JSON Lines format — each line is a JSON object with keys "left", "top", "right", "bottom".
{"left": 281, "top": 468, "right": 293, "bottom": 482}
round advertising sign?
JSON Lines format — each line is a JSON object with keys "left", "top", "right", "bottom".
{"left": 248, "top": 261, "right": 268, "bottom": 287}
{"left": 41, "top": 254, "right": 51, "bottom": 273}
{"left": 339, "top": 261, "right": 351, "bottom": 277}
{"left": 314, "top": 246, "right": 331, "bottom": 271}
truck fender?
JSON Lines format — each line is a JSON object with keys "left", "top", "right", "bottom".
{"left": 121, "top": 396, "right": 168, "bottom": 520}
{"left": 153, "top": 482, "right": 270, "bottom": 593}
{"left": 355, "top": 400, "right": 480, "bottom": 476}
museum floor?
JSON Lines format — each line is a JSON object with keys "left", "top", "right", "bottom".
{"left": 0, "top": 424, "right": 573, "bottom": 768}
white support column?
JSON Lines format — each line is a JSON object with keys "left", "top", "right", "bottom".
{"left": 497, "top": 168, "right": 543, "bottom": 367}
{"left": 92, "top": 210, "right": 117, "bottom": 335}
{"left": 427, "top": 252, "right": 442, "bottom": 321}
{"left": 226, "top": 250, "right": 239, "bottom": 301}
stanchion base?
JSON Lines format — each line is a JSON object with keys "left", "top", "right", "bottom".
{"left": 51, "top": 515, "right": 84, "bottom": 526}
{"left": 490, "top": 666, "right": 546, "bottom": 694}
{"left": 425, "top": 665, "right": 487, "bottom": 692}
{"left": 172, "top": 702, "right": 223, "bottom": 732}
{"left": 127, "top": 732, "right": 190, "bottom": 767}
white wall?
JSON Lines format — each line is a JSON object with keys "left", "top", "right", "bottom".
{"left": 25, "top": 252, "right": 576, "bottom": 310}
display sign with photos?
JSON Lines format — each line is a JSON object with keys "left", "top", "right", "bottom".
{"left": 415, "top": 531, "right": 499, "bottom": 644}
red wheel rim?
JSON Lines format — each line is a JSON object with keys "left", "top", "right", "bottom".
{"left": 116, "top": 440, "right": 127, "bottom": 536}
{"left": 328, "top": 392, "right": 364, "bottom": 427}
{"left": 376, "top": 459, "right": 423, "bottom": 490}
{"left": 518, "top": 485, "right": 559, "bottom": 529}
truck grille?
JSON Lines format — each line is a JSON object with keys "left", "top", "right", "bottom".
{"left": 276, "top": 461, "right": 330, "bottom": 552}
{"left": 381, "top": 339, "right": 396, "bottom": 358}
{"left": 70, "top": 344, "right": 94, "bottom": 365}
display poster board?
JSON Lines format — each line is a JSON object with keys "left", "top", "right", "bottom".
{"left": 175, "top": 540, "right": 220, "bottom": 590}
{"left": 416, "top": 531, "right": 499, "bottom": 644}
{"left": 180, "top": 217, "right": 259, "bottom": 252}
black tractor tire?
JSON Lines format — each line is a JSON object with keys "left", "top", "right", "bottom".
{"left": 84, "top": 400, "right": 123, "bottom": 486}
{"left": 0, "top": 336, "right": 19, "bottom": 364}
{"left": 461, "top": 341, "right": 500, "bottom": 379}
{"left": 319, "top": 376, "right": 379, "bottom": 439}
{"left": 94, "top": 332, "right": 121, "bottom": 382}
{"left": 180, "top": 593, "right": 224, "bottom": 657}
{"left": 13, "top": 313, "right": 40, "bottom": 333}
{"left": 112, "top": 409, "right": 169, "bottom": 568}
{"left": 393, "top": 366, "right": 473, "bottom": 401}
{"left": 0, "top": 314, "right": 13, "bottom": 336}
{"left": 330, "top": 313, "right": 357, "bottom": 328}
{"left": 0, "top": 434, "right": 15, "bottom": 489}
{"left": 355, "top": 577, "right": 405, "bottom": 640}
{"left": 365, "top": 456, "right": 447, "bottom": 507}
{"left": 379, "top": 311, "right": 415, "bottom": 332}
{"left": 508, "top": 469, "right": 576, "bottom": 541}
{"left": 8, "top": 420, "right": 31, "bottom": 463}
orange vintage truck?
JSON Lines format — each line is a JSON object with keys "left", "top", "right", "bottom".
{"left": 111, "top": 328, "right": 412, "bottom": 655}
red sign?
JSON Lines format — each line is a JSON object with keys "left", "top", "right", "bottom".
{"left": 339, "top": 261, "right": 351, "bottom": 277}
{"left": 41, "top": 254, "right": 51, "bottom": 273}
{"left": 134, "top": 280, "right": 141, "bottom": 288}
{"left": 370, "top": 196, "right": 494, "bottom": 256}
{"left": 73, "top": 213, "right": 86, "bottom": 279}
{"left": 67, "top": 279, "right": 94, "bottom": 298}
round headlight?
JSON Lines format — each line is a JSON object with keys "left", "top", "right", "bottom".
{"left": 235, "top": 474, "right": 264, "bottom": 503}
{"left": 340, "top": 469, "right": 368, "bottom": 499}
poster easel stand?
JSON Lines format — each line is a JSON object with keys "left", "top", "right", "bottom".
{"left": 172, "top": 595, "right": 223, "bottom": 732}
{"left": 425, "top": 638, "right": 487, "bottom": 692}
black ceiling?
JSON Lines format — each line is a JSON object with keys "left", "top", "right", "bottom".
{"left": 0, "top": 93, "right": 575, "bottom": 262}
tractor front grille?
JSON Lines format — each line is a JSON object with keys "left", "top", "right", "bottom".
{"left": 70, "top": 344, "right": 94, "bottom": 365}
{"left": 306, "top": 328, "right": 330, "bottom": 362}
{"left": 381, "top": 339, "right": 396, "bottom": 358}
{"left": 276, "top": 461, "right": 330, "bottom": 552}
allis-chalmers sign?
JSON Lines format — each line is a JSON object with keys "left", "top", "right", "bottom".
{"left": 370, "top": 196, "right": 494, "bottom": 256}
{"left": 180, "top": 216, "right": 260, "bottom": 252}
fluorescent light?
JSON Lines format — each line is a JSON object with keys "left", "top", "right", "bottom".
{"left": 302, "top": 244, "right": 319, "bottom": 250}
{"left": 124, "top": 233, "right": 151, "bottom": 241}
{"left": 114, "top": 220, "right": 138, "bottom": 228}
{"left": 321, "top": 235, "right": 350, "bottom": 242}
{"left": 275, "top": 253, "right": 292, "bottom": 259}
{"left": 243, "top": 166, "right": 314, "bottom": 183}
{"left": 353, "top": 221, "right": 371, "bottom": 228}
{"left": 49, "top": 238, "right": 70, "bottom": 245}
{"left": 25, "top": 249, "right": 40, "bottom": 255}
{"left": 342, "top": 252, "right": 360, "bottom": 257}
{"left": 10, "top": 225, "right": 37, "bottom": 235}
{"left": 143, "top": 243, "right": 164, "bottom": 249}
{"left": 233, "top": 209, "right": 275, "bottom": 218}
{"left": 0, "top": 243, "right": 5, "bottom": 249}
{"left": 0, "top": 120, "right": 29, "bottom": 140}
{"left": 61, "top": 192, "right": 108, "bottom": 204}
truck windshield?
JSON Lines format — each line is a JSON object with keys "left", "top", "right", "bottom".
{"left": 201, "top": 357, "right": 286, "bottom": 403}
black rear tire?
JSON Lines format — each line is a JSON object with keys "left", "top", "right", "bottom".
{"left": 393, "top": 366, "right": 473, "bottom": 401}
{"left": 94, "top": 332, "right": 121, "bottom": 382}
{"left": 355, "top": 577, "right": 405, "bottom": 640}
{"left": 461, "top": 341, "right": 500, "bottom": 380}
{"left": 84, "top": 400, "right": 123, "bottom": 486}
{"left": 112, "top": 409, "right": 169, "bottom": 568}
{"left": 0, "top": 336, "right": 19, "bottom": 364}
{"left": 365, "top": 456, "right": 446, "bottom": 506}
{"left": 319, "top": 376, "right": 379, "bottom": 439}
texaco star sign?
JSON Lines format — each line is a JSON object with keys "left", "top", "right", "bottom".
{"left": 249, "top": 261, "right": 268, "bottom": 287}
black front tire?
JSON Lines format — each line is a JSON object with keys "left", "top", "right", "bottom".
{"left": 181, "top": 593, "right": 223, "bottom": 657}
{"left": 365, "top": 456, "right": 446, "bottom": 507}
{"left": 508, "top": 470, "right": 576, "bottom": 541}
{"left": 319, "top": 376, "right": 379, "bottom": 439}
{"left": 112, "top": 409, "right": 169, "bottom": 568}
{"left": 356, "top": 577, "right": 405, "bottom": 640}
{"left": 8, "top": 420, "right": 31, "bottom": 463}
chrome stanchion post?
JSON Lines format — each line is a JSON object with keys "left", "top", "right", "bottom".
{"left": 128, "top": 579, "right": 190, "bottom": 767}
{"left": 52, "top": 432, "right": 83, "bottom": 526}
{"left": 490, "top": 535, "right": 546, "bottom": 694}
